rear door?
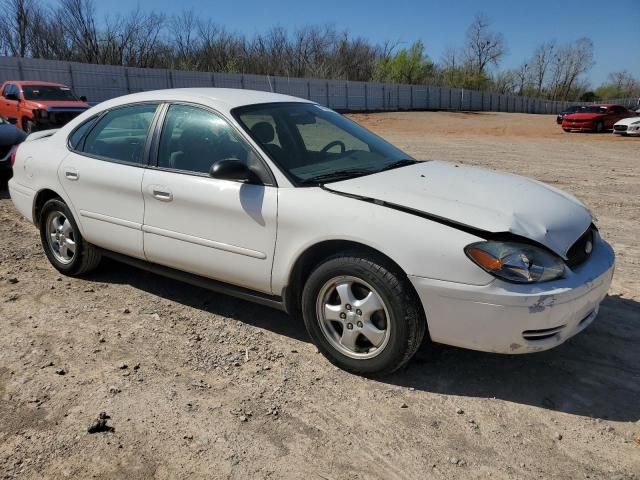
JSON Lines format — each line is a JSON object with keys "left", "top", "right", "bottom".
{"left": 59, "top": 103, "right": 159, "bottom": 259}
{"left": 141, "top": 103, "right": 278, "bottom": 293}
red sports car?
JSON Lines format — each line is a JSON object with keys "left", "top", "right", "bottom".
{"left": 562, "top": 104, "right": 636, "bottom": 133}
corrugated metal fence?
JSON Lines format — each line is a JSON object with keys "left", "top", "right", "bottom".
{"left": 0, "top": 56, "right": 636, "bottom": 114}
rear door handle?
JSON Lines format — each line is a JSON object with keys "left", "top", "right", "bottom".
{"left": 64, "top": 168, "right": 79, "bottom": 181}
{"left": 150, "top": 185, "right": 173, "bottom": 202}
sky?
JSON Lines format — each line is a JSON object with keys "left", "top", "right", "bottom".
{"left": 94, "top": 0, "right": 640, "bottom": 86}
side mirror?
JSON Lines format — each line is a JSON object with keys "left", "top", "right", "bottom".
{"left": 209, "top": 158, "right": 260, "bottom": 184}
{"left": 79, "top": 95, "right": 87, "bottom": 102}
{"left": 5, "top": 93, "right": 18, "bottom": 101}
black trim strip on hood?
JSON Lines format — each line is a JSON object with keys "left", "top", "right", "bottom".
{"left": 320, "top": 184, "right": 574, "bottom": 259}
{"left": 321, "top": 184, "right": 492, "bottom": 239}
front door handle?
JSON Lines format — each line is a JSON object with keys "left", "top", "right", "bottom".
{"left": 150, "top": 185, "right": 173, "bottom": 202}
{"left": 64, "top": 168, "right": 79, "bottom": 181}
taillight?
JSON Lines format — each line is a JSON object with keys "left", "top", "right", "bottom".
{"left": 10, "top": 144, "right": 19, "bottom": 167}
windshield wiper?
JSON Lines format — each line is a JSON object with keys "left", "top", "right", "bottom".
{"left": 378, "top": 159, "right": 420, "bottom": 172}
{"left": 299, "top": 169, "right": 374, "bottom": 185}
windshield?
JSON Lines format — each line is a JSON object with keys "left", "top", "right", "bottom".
{"left": 22, "top": 85, "right": 77, "bottom": 101}
{"left": 566, "top": 106, "right": 584, "bottom": 113}
{"left": 233, "top": 102, "right": 416, "bottom": 185}
{"left": 582, "top": 106, "right": 607, "bottom": 114}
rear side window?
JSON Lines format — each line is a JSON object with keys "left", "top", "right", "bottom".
{"left": 68, "top": 116, "right": 98, "bottom": 150}
{"left": 81, "top": 104, "right": 157, "bottom": 165}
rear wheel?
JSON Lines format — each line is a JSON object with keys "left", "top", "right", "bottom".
{"left": 595, "top": 121, "right": 604, "bottom": 133}
{"left": 302, "top": 253, "right": 426, "bottom": 376}
{"left": 39, "top": 198, "right": 101, "bottom": 275}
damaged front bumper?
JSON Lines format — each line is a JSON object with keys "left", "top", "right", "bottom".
{"left": 409, "top": 233, "right": 615, "bottom": 354}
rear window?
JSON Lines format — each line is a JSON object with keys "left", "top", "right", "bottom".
{"left": 22, "top": 85, "right": 77, "bottom": 101}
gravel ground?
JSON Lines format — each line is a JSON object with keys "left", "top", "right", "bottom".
{"left": 0, "top": 112, "right": 639, "bottom": 479}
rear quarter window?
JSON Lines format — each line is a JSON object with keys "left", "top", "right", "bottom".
{"left": 68, "top": 116, "right": 99, "bottom": 150}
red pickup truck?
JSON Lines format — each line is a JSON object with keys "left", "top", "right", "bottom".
{"left": 0, "top": 80, "right": 89, "bottom": 133}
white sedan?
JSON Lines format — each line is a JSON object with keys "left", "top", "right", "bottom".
{"left": 8, "top": 89, "right": 615, "bottom": 375}
{"left": 613, "top": 116, "right": 640, "bottom": 136}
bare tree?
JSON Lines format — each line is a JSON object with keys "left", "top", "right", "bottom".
{"left": 57, "top": 0, "right": 101, "bottom": 63}
{"left": 548, "top": 38, "right": 594, "bottom": 100}
{"left": 605, "top": 71, "right": 639, "bottom": 96}
{"left": 29, "top": 7, "right": 72, "bottom": 60}
{"left": 529, "top": 41, "right": 555, "bottom": 96}
{"left": 492, "top": 69, "right": 517, "bottom": 94}
{"left": 169, "top": 10, "right": 199, "bottom": 69}
{"left": 0, "top": 0, "right": 39, "bottom": 56}
{"left": 514, "top": 62, "right": 530, "bottom": 95}
{"left": 464, "top": 13, "right": 506, "bottom": 75}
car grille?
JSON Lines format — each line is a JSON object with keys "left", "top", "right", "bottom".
{"left": 49, "top": 111, "right": 83, "bottom": 127}
{"left": 566, "top": 226, "right": 595, "bottom": 269}
{"left": 614, "top": 125, "right": 628, "bottom": 131}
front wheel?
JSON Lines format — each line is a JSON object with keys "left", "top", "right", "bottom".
{"left": 301, "top": 254, "right": 426, "bottom": 376}
{"left": 22, "top": 118, "right": 35, "bottom": 134}
{"left": 39, "top": 198, "right": 101, "bottom": 275}
{"left": 595, "top": 121, "right": 604, "bottom": 133}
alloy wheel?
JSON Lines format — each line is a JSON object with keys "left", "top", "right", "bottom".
{"left": 45, "top": 210, "right": 76, "bottom": 264}
{"left": 315, "top": 275, "right": 391, "bottom": 359}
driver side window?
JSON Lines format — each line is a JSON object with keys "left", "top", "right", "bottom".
{"left": 158, "top": 104, "right": 260, "bottom": 177}
{"left": 297, "top": 116, "right": 369, "bottom": 153}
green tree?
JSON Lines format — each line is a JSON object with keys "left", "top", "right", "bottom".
{"left": 374, "top": 40, "right": 434, "bottom": 84}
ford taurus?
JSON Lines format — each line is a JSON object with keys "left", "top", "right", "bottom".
{"left": 8, "top": 89, "right": 615, "bottom": 375}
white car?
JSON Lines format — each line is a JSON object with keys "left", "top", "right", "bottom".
{"left": 8, "top": 89, "right": 615, "bottom": 375}
{"left": 613, "top": 116, "right": 640, "bottom": 136}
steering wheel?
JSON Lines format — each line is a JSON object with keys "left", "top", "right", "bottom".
{"left": 320, "top": 140, "right": 346, "bottom": 154}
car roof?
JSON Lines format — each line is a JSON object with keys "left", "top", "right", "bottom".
{"left": 6, "top": 80, "right": 69, "bottom": 87}
{"left": 93, "top": 88, "right": 313, "bottom": 113}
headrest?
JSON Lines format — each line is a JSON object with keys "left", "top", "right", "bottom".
{"left": 251, "top": 121, "right": 275, "bottom": 144}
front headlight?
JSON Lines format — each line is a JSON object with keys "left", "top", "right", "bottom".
{"left": 465, "top": 241, "right": 565, "bottom": 283}
{"left": 631, "top": 120, "right": 640, "bottom": 125}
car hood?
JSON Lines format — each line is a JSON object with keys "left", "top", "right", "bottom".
{"left": 564, "top": 112, "right": 604, "bottom": 120}
{"left": 614, "top": 116, "right": 640, "bottom": 126}
{"left": 327, "top": 161, "right": 592, "bottom": 258}
{"left": 31, "top": 101, "right": 89, "bottom": 110}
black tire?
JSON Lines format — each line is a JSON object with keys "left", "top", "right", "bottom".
{"left": 39, "top": 198, "right": 101, "bottom": 275}
{"left": 563, "top": 128, "right": 571, "bottom": 133}
{"left": 22, "top": 118, "right": 35, "bottom": 134}
{"left": 595, "top": 121, "right": 604, "bottom": 133}
{"left": 301, "top": 253, "right": 426, "bottom": 376}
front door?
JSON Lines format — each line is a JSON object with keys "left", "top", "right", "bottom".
{"left": 1, "top": 83, "right": 20, "bottom": 124}
{"left": 141, "top": 103, "right": 278, "bottom": 294}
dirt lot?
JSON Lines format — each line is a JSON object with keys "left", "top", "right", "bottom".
{"left": 1, "top": 112, "right": 639, "bottom": 480}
